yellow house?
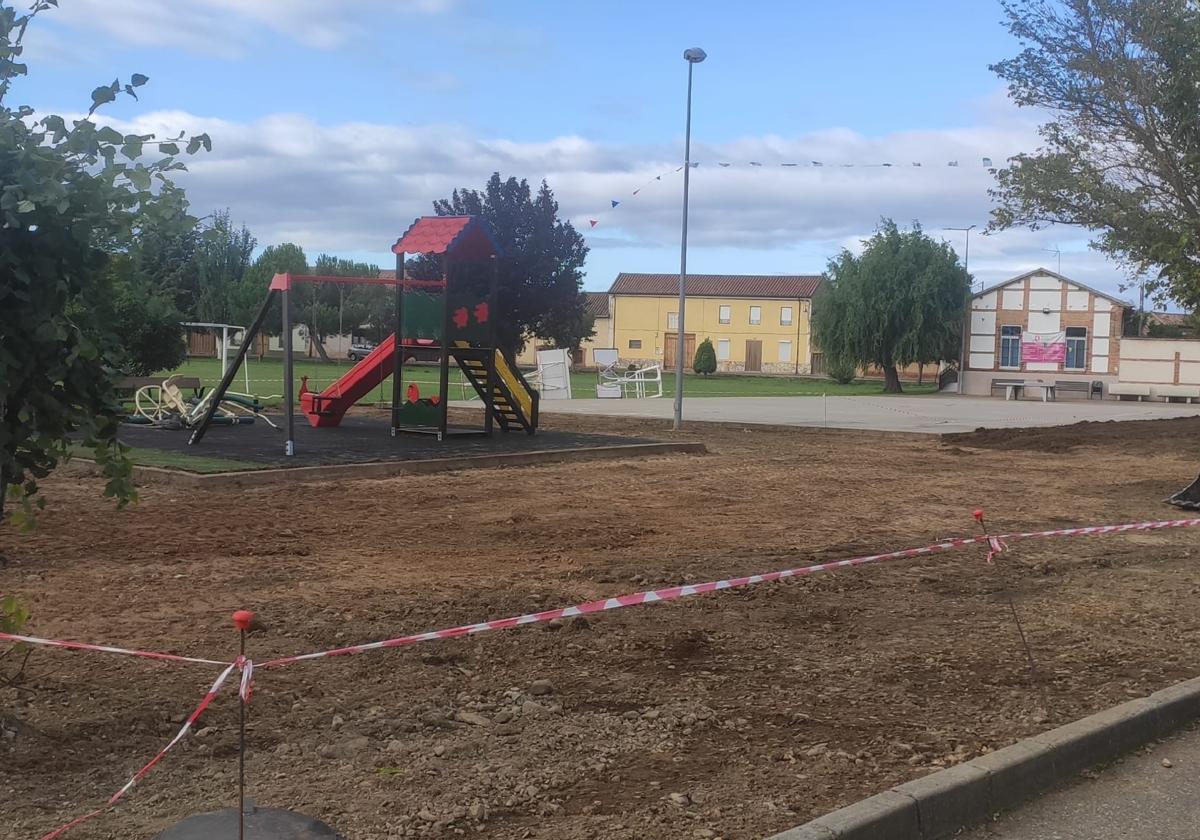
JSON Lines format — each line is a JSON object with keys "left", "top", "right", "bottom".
{"left": 608, "top": 273, "right": 823, "bottom": 373}
{"left": 514, "top": 291, "right": 612, "bottom": 367}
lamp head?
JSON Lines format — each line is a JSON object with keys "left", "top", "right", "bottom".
{"left": 683, "top": 48, "right": 707, "bottom": 63}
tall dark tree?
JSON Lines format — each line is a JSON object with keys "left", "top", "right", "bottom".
{"left": 989, "top": 0, "right": 1200, "bottom": 309}
{"left": 422, "top": 174, "right": 591, "bottom": 355}
{"left": 812, "top": 220, "right": 970, "bottom": 393}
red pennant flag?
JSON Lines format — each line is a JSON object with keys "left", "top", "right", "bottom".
{"left": 451, "top": 306, "right": 469, "bottom": 329}
{"left": 473, "top": 301, "right": 489, "bottom": 323}
{"left": 589, "top": 219, "right": 598, "bottom": 228}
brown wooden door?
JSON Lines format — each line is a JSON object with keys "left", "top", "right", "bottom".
{"left": 663, "top": 333, "right": 696, "bottom": 369}
{"left": 745, "top": 340, "right": 762, "bottom": 372}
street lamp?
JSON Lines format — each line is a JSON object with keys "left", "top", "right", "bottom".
{"left": 945, "top": 225, "right": 976, "bottom": 395}
{"left": 673, "top": 46, "right": 706, "bottom": 431}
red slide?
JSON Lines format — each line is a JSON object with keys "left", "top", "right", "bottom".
{"left": 300, "top": 334, "right": 396, "bottom": 428}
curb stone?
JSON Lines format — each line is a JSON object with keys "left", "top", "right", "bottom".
{"left": 769, "top": 674, "right": 1200, "bottom": 840}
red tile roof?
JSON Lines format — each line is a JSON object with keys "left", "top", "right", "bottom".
{"left": 391, "top": 216, "right": 501, "bottom": 260}
{"left": 1151, "top": 312, "right": 1189, "bottom": 327}
{"left": 610, "top": 272, "right": 823, "bottom": 299}
{"left": 582, "top": 291, "right": 610, "bottom": 319}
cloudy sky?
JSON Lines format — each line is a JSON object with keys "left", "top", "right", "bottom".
{"left": 15, "top": 0, "right": 1158, "bottom": 302}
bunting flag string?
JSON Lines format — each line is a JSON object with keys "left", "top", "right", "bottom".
{"left": 582, "top": 156, "right": 1002, "bottom": 231}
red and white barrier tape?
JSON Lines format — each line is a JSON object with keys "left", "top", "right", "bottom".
{"left": 259, "top": 517, "right": 1200, "bottom": 669}
{"left": 39, "top": 662, "right": 240, "bottom": 840}
{"left": 0, "top": 632, "right": 229, "bottom": 666}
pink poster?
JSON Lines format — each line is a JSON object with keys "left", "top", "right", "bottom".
{"left": 1022, "top": 331, "right": 1067, "bottom": 363}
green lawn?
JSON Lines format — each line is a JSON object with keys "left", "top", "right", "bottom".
{"left": 158, "top": 356, "right": 939, "bottom": 404}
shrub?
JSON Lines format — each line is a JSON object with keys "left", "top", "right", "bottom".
{"left": 827, "top": 357, "right": 858, "bottom": 384}
{"left": 693, "top": 338, "right": 717, "bottom": 376}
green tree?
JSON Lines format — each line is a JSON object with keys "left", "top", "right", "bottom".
{"left": 103, "top": 259, "right": 187, "bottom": 375}
{"left": 812, "top": 220, "right": 970, "bottom": 393}
{"left": 308, "top": 254, "right": 384, "bottom": 360}
{"left": 693, "top": 338, "right": 717, "bottom": 376}
{"left": 420, "top": 174, "right": 592, "bottom": 355}
{"left": 193, "top": 209, "right": 256, "bottom": 323}
{"left": 989, "top": 0, "right": 1200, "bottom": 309}
{"left": 0, "top": 1, "right": 208, "bottom": 521}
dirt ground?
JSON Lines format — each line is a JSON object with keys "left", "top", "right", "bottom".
{"left": 3, "top": 412, "right": 1200, "bottom": 840}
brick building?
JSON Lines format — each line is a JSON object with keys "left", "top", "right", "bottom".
{"left": 960, "top": 268, "right": 1131, "bottom": 395}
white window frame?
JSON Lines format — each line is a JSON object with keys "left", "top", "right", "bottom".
{"left": 1065, "top": 326, "right": 1087, "bottom": 370}
{"left": 778, "top": 340, "right": 792, "bottom": 363}
{"left": 749, "top": 305, "right": 762, "bottom": 325}
{"left": 999, "top": 325, "right": 1021, "bottom": 369}
{"left": 667, "top": 311, "right": 678, "bottom": 330}
{"left": 718, "top": 305, "right": 731, "bottom": 325}
{"left": 716, "top": 338, "right": 730, "bottom": 361}
{"left": 780, "top": 306, "right": 793, "bottom": 326}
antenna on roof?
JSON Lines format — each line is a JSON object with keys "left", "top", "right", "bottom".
{"left": 1042, "top": 246, "right": 1062, "bottom": 274}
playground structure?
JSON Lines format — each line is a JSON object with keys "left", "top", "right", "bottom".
{"left": 189, "top": 216, "right": 539, "bottom": 454}
{"left": 594, "top": 347, "right": 664, "bottom": 399}
{"left": 126, "top": 374, "right": 276, "bottom": 430}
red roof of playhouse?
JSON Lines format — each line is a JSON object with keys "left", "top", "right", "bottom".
{"left": 610, "top": 273, "right": 823, "bottom": 299}
{"left": 391, "top": 215, "right": 502, "bottom": 260}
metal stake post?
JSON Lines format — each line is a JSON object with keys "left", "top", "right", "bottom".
{"left": 231, "top": 610, "right": 257, "bottom": 840}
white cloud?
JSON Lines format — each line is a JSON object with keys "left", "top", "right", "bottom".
{"left": 79, "top": 105, "right": 1150, "bottom": 299}
{"left": 31, "top": 0, "right": 454, "bottom": 57}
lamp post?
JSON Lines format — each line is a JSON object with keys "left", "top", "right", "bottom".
{"left": 673, "top": 47, "right": 706, "bottom": 431}
{"left": 946, "top": 225, "right": 976, "bottom": 395}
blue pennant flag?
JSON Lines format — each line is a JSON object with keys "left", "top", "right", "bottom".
{"left": 611, "top": 200, "right": 620, "bottom": 208}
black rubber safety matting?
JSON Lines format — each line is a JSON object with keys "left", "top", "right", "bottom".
{"left": 119, "top": 414, "right": 658, "bottom": 468}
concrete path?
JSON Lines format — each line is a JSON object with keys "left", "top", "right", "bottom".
{"left": 964, "top": 725, "right": 1200, "bottom": 839}
{"left": 531, "top": 395, "right": 1200, "bottom": 435}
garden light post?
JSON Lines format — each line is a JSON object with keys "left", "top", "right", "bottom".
{"left": 674, "top": 46, "right": 706, "bottom": 431}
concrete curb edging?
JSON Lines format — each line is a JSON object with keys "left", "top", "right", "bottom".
{"left": 769, "top": 675, "right": 1200, "bottom": 840}
{"left": 67, "top": 441, "right": 706, "bottom": 489}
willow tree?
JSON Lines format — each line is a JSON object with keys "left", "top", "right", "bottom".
{"left": 812, "top": 220, "right": 970, "bottom": 393}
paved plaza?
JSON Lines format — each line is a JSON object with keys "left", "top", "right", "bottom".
{"left": 527, "top": 394, "right": 1200, "bottom": 434}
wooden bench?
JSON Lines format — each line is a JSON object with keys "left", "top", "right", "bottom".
{"left": 1153, "top": 384, "right": 1200, "bottom": 404}
{"left": 1054, "top": 379, "right": 1103, "bottom": 400}
{"left": 1108, "top": 382, "right": 1152, "bottom": 401}
{"left": 990, "top": 377, "right": 1026, "bottom": 400}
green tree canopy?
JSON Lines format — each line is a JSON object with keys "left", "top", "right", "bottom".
{"left": 418, "top": 174, "right": 592, "bottom": 355}
{"left": 989, "top": 0, "right": 1200, "bottom": 309}
{"left": 812, "top": 220, "right": 970, "bottom": 393}
{"left": 0, "top": 1, "right": 208, "bottom": 521}
{"left": 193, "top": 209, "right": 256, "bottom": 323}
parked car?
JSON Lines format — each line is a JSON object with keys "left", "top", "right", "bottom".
{"left": 348, "top": 341, "right": 376, "bottom": 361}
